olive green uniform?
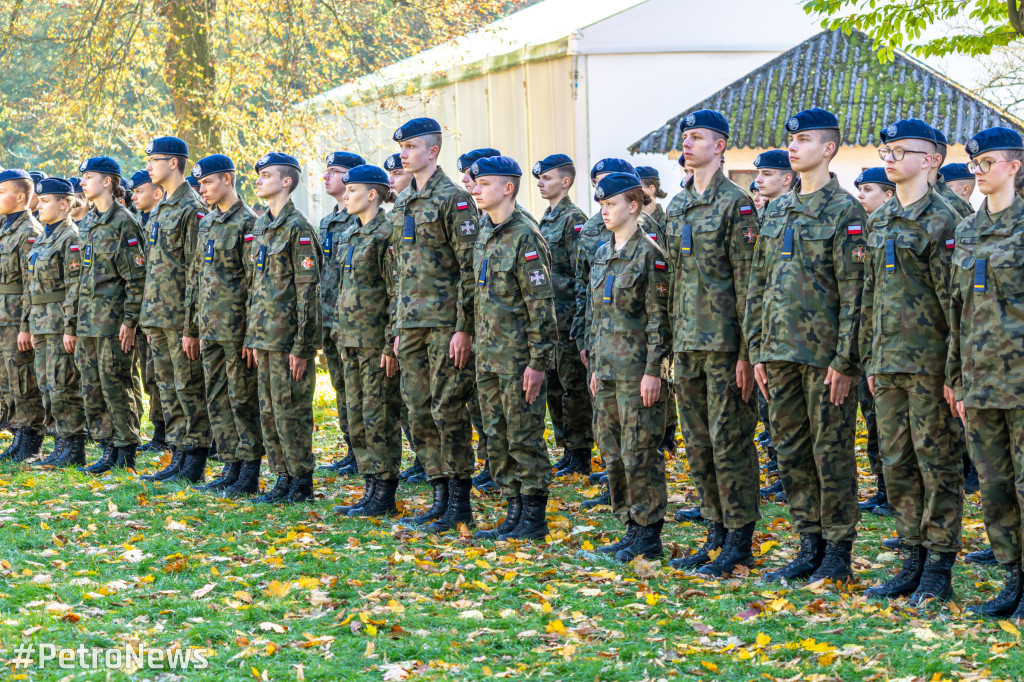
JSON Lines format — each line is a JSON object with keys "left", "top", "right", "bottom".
{"left": 318, "top": 206, "right": 358, "bottom": 437}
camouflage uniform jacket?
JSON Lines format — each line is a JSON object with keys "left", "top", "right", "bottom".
{"left": 587, "top": 228, "right": 671, "bottom": 381}
{"left": 68, "top": 202, "right": 147, "bottom": 338}
{"left": 244, "top": 200, "right": 323, "bottom": 359}
{"left": 141, "top": 181, "right": 205, "bottom": 334}
{"left": 859, "top": 188, "right": 958, "bottom": 379}
{"left": 665, "top": 167, "right": 759, "bottom": 358}
{"left": 537, "top": 196, "right": 587, "bottom": 332}
{"left": 934, "top": 176, "right": 974, "bottom": 221}
{"left": 391, "top": 167, "right": 479, "bottom": 332}
{"left": 26, "top": 218, "right": 80, "bottom": 336}
{"left": 318, "top": 206, "right": 359, "bottom": 330}
{"left": 641, "top": 204, "right": 666, "bottom": 230}
{"left": 0, "top": 211, "right": 43, "bottom": 331}
{"left": 948, "top": 195, "right": 1024, "bottom": 409}
{"left": 474, "top": 207, "right": 558, "bottom": 375}
{"left": 187, "top": 199, "right": 257, "bottom": 343}
{"left": 572, "top": 209, "right": 614, "bottom": 351}
{"left": 744, "top": 174, "right": 868, "bottom": 374}
{"left": 335, "top": 209, "right": 395, "bottom": 356}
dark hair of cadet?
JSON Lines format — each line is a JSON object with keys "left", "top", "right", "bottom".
{"left": 8, "top": 178, "right": 32, "bottom": 202}
{"left": 279, "top": 166, "right": 300, "bottom": 194}
{"left": 641, "top": 177, "right": 668, "bottom": 199}
{"left": 368, "top": 183, "right": 397, "bottom": 204}
{"left": 558, "top": 165, "right": 576, "bottom": 188}
{"left": 621, "top": 186, "right": 651, "bottom": 210}
{"left": 168, "top": 155, "right": 188, "bottom": 174}
{"left": 1005, "top": 150, "right": 1024, "bottom": 195}
{"left": 110, "top": 175, "right": 126, "bottom": 202}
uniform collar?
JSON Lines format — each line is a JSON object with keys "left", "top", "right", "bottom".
{"left": 39, "top": 218, "right": 73, "bottom": 245}
{"left": 163, "top": 180, "right": 194, "bottom": 207}
{"left": 543, "top": 196, "right": 573, "bottom": 220}
{"left": 92, "top": 201, "right": 122, "bottom": 227}
{"left": 266, "top": 200, "right": 296, "bottom": 230}
{"left": 609, "top": 226, "right": 643, "bottom": 260}
{"left": 408, "top": 166, "right": 445, "bottom": 200}
{"left": 4, "top": 211, "right": 25, "bottom": 231}
{"left": 876, "top": 186, "right": 934, "bottom": 225}
{"left": 682, "top": 167, "right": 727, "bottom": 208}
{"left": 213, "top": 199, "right": 245, "bottom": 224}
{"left": 778, "top": 173, "right": 841, "bottom": 218}
{"left": 354, "top": 209, "right": 387, "bottom": 234}
{"left": 978, "top": 194, "right": 1024, "bottom": 234}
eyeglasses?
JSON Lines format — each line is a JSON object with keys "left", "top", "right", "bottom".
{"left": 877, "top": 147, "right": 931, "bottom": 162}
{"left": 967, "top": 159, "right": 1011, "bottom": 174}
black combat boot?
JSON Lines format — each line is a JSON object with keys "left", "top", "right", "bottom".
{"left": 57, "top": 436, "right": 87, "bottom": 468}
{"left": 255, "top": 472, "right": 292, "bottom": 503}
{"left": 198, "top": 462, "right": 241, "bottom": 492}
{"left": 399, "top": 458, "right": 425, "bottom": 482}
{"left": 426, "top": 477, "right": 474, "bottom": 533}
{"left": 588, "top": 470, "right": 607, "bottom": 484}
{"left": 335, "top": 476, "right": 376, "bottom": 515}
{"left": 399, "top": 478, "right": 448, "bottom": 526}
{"left": 140, "top": 446, "right": 186, "bottom": 481}
{"left": 556, "top": 448, "right": 591, "bottom": 477}
{"left": 881, "top": 537, "right": 901, "bottom": 550}
{"left": 115, "top": 444, "right": 137, "bottom": 470}
{"left": 338, "top": 451, "right": 359, "bottom": 476}
{"left": 615, "top": 519, "right": 663, "bottom": 562}
{"left": 966, "top": 546, "right": 997, "bottom": 565}
{"left": 500, "top": 493, "right": 548, "bottom": 541}
{"left": 908, "top": 551, "right": 956, "bottom": 606}
{"left": 138, "top": 421, "right": 167, "bottom": 453}
{"left": 177, "top": 446, "right": 209, "bottom": 484}
{"left": 0, "top": 405, "right": 10, "bottom": 433}
{"left": 475, "top": 496, "right": 522, "bottom": 540}
{"left": 759, "top": 479, "right": 784, "bottom": 498}
{"left": 669, "top": 521, "right": 726, "bottom": 569}
{"left": 35, "top": 437, "right": 67, "bottom": 466}
{"left": 865, "top": 542, "right": 926, "bottom": 599}
{"left": 0, "top": 430, "right": 24, "bottom": 462}
{"left": 81, "top": 440, "right": 117, "bottom": 474}
{"left": 354, "top": 477, "right": 399, "bottom": 518}
{"left": 695, "top": 522, "right": 756, "bottom": 577}
{"left": 582, "top": 485, "right": 611, "bottom": 510}
{"left": 285, "top": 473, "right": 314, "bottom": 503}
{"left": 659, "top": 431, "right": 678, "bottom": 456}
{"left": 674, "top": 506, "right": 704, "bottom": 522}
{"left": 762, "top": 533, "right": 826, "bottom": 583}
{"left": 552, "top": 449, "right": 572, "bottom": 471}
{"left": 964, "top": 462, "right": 980, "bottom": 494}
{"left": 320, "top": 450, "right": 354, "bottom": 472}
{"left": 596, "top": 522, "right": 638, "bottom": 555}
{"left": 808, "top": 540, "right": 854, "bottom": 583}
{"left": 224, "top": 459, "right": 261, "bottom": 498}
{"left": 471, "top": 465, "right": 497, "bottom": 492}
{"left": 12, "top": 428, "right": 44, "bottom": 464}
{"left": 859, "top": 476, "right": 888, "bottom": 511}
{"left": 969, "top": 564, "right": 1023, "bottom": 617}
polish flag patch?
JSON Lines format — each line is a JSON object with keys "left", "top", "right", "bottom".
{"left": 739, "top": 205, "right": 753, "bottom": 216}
{"left": 69, "top": 244, "right": 80, "bottom": 252}
{"left": 197, "top": 212, "right": 206, "bottom": 219}
{"left": 945, "top": 238, "right": 955, "bottom": 249}
{"left": 127, "top": 238, "right": 138, "bottom": 246}
{"left": 524, "top": 250, "right": 538, "bottom": 261}
{"left": 654, "top": 260, "right": 667, "bottom": 270}
{"left": 456, "top": 201, "right": 470, "bottom": 211}
{"left": 574, "top": 224, "right": 583, "bottom": 232}
{"left": 27, "top": 237, "right": 35, "bottom": 243}
{"left": 848, "top": 224, "right": 863, "bottom": 235}
{"left": 299, "top": 237, "right": 311, "bottom": 245}
{"left": 244, "top": 233, "right": 254, "bottom": 242}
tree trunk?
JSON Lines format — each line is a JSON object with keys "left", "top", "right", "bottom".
{"left": 160, "top": 0, "right": 218, "bottom": 157}
{"left": 1010, "top": 0, "right": 1024, "bottom": 35}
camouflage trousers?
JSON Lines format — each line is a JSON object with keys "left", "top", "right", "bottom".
{"left": 32, "top": 334, "right": 85, "bottom": 438}
{"left": 674, "top": 351, "right": 760, "bottom": 529}
{"left": 858, "top": 373, "right": 881, "bottom": 477}
{"left": 135, "top": 331, "right": 162, "bottom": 424}
{"left": 478, "top": 371, "right": 551, "bottom": 498}
{"left": 594, "top": 377, "right": 668, "bottom": 526}
{"left": 964, "top": 407, "right": 1024, "bottom": 565}
{"left": 549, "top": 337, "right": 593, "bottom": 451}
{"left": 341, "top": 347, "right": 402, "bottom": 479}
{"left": 0, "top": 326, "right": 43, "bottom": 429}
{"left": 76, "top": 336, "right": 140, "bottom": 446}
{"left": 255, "top": 349, "right": 315, "bottom": 477}
{"left": 201, "top": 341, "right": 263, "bottom": 463}
{"left": 874, "top": 373, "right": 963, "bottom": 553}
{"left": 765, "top": 362, "right": 860, "bottom": 542}
{"left": 147, "top": 328, "right": 211, "bottom": 448}
{"left": 322, "top": 328, "right": 347, "bottom": 436}
{"left": 397, "top": 327, "right": 476, "bottom": 480}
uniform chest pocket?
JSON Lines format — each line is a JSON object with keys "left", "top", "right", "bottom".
{"left": 86, "top": 239, "right": 119, "bottom": 286}
{"left": 31, "top": 250, "right": 62, "bottom": 283}
{"left": 0, "top": 242, "right": 22, "bottom": 282}
{"left": 990, "top": 248, "right": 1024, "bottom": 296}
{"left": 346, "top": 242, "right": 379, "bottom": 283}
{"left": 263, "top": 241, "right": 292, "bottom": 279}
{"left": 206, "top": 234, "right": 240, "bottom": 273}
{"left": 611, "top": 271, "right": 642, "bottom": 310}
{"left": 157, "top": 218, "right": 184, "bottom": 252}
{"left": 894, "top": 232, "right": 928, "bottom": 254}
{"left": 483, "top": 257, "right": 516, "bottom": 297}
{"left": 542, "top": 227, "right": 570, "bottom": 263}
{"left": 414, "top": 218, "right": 447, "bottom": 247}
{"left": 799, "top": 224, "right": 837, "bottom": 266}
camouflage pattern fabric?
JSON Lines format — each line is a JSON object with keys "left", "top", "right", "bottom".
{"left": 201, "top": 341, "right": 262, "bottom": 463}
{"left": 342, "top": 347, "right": 402, "bottom": 479}
{"left": 255, "top": 349, "right": 315, "bottom": 477}
{"left": 147, "top": 327, "right": 210, "bottom": 448}
{"left": 32, "top": 334, "right": 85, "bottom": 438}
{"left": 0, "top": 212, "right": 44, "bottom": 429}
{"left": 964, "top": 408, "right": 1024, "bottom": 565}
{"left": 478, "top": 371, "right": 551, "bottom": 497}
{"left": 572, "top": 210, "right": 613, "bottom": 352}
{"left": 934, "top": 176, "right": 974, "bottom": 221}
{"left": 76, "top": 336, "right": 140, "bottom": 446}
{"left": 319, "top": 206, "right": 359, "bottom": 434}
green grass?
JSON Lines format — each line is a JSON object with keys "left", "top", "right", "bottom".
{"left": 0, "top": 368, "right": 1019, "bottom": 681}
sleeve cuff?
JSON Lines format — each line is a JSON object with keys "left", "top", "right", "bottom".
{"left": 829, "top": 354, "right": 856, "bottom": 376}
{"left": 455, "top": 317, "right": 470, "bottom": 333}
{"left": 644, "top": 362, "right": 662, "bottom": 377}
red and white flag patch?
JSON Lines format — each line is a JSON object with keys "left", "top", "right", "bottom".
{"left": 27, "top": 237, "right": 35, "bottom": 243}
{"left": 945, "top": 238, "right": 955, "bottom": 250}
{"left": 299, "top": 236, "right": 311, "bottom": 245}
{"left": 127, "top": 238, "right": 138, "bottom": 246}
{"left": 848, "top": 224, "right": 863, "bottom": 235}
{"left": 69, "top": 244, "right": 80, "bottom": 252}
{"left": 574, "top": 224, "right": 583, "bottom": 232}
{"left": 739, "top": 205, "right": 753, "bottom": 216}
{"left": 456, "top": 201, "right": 470, "bottom": 211}
{"left": 244, "top": 233, "right": 254, "bottom": 242}
{"left": 654, "top": 260, "right": 667, "bottom": 270}
{"left": 524, "top": 250, "right": 538, "bottom": 261}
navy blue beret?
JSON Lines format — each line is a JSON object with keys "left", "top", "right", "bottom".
{"left": 939, "top": 163, "right": 973, "bottom": 182}
{"left": 749, "top": 180, "right": 758, "bottom": 193}
{"left": 457, "top": 148, "right": 501, "bottom": 173}
{"left": 34, "top": 177, "right": 72, "bottom": 196}
{"left": 69, "top": 177, "right": 83, "bottom": 194}
{"left": 342, "top": 165, "right": 390, "bottom": 186}
{"left": 854, "top": 167, "right": 895, "bottom": 189}
{"left": 325, "top": 151, "right": 365, "bottom": 169}
{"left": 753, "top": 149, "right": 791, "bottom": 170}
{"left": 785, "top": 108, "right": 839, "bottom": 133}
{"left": 594, "top": 172, "right": 642, "bottom": 201}
{"left": 255, "top": 152, "right": 300, "bottom": 172}
{"left": 932, "top": 127, "right": 948, "bottom": 147}
{"left": 966, "top": 127, "right": 1024, "bottom": 158}
{"left": 145, "top": 136, "right": 189, "bottom": 157}
{"left": 635, "top": 166, "right": 660, "bottom": 180}
{"left": 28, "top": 171, "right": 48, "bottom": 184}
{"left": 383, "top": 153, "right": 402, "bottom": 172}
{"left": 120, "top": 177, "right": 131, "bottom": 192}
{"left": 129, "top": 170, "right": 152, "bottom": 189}
{"left": 186, "top": 176, "right": 200, "bottom": 189}
{"left": 679, "top": 109, "right": 730, "bottom": 138}
{"left": 469, "top": 155, "right": 522, "bottom": 179}
{"left": 78, "top": 157, "right": 121, "bottom": 176}
{"left": 879, "top": 119, "right": 935, "bottom": 144}
{"left": 192, "top": 154, "right": 235, "bottom": 179}
{"left": 393, "top": 117, "right": 442, "bottom": 142}
{"left": 0, "top": 169, "right": 31, "bottom": 184}
{"left": 532, "top": 154, "right": 573, "bottom": 178}
{"left": 590, "top": 158, "right": 635, "bottom": 181}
